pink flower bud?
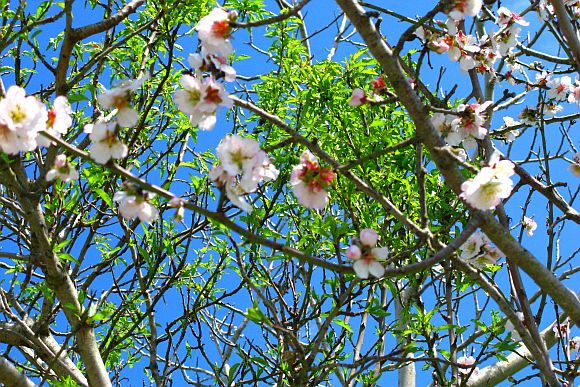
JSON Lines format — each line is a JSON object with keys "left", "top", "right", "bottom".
{"left": 345, "top": 245, "right": 362, "bottom": 260}
{"left": 348, "top": 88, "right": 367, "bottom": 106}
{"left": 359, "top": 228, "right": 379, "bottom": 247}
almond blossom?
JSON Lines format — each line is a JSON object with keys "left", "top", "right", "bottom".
{"left": 447, "top": 31, "right": 480, "bottom": 72}
{"left": 500, "top": 116, "right": 521, "bottom": 142}
{"left": 568, "top": 81, "right": 580, "bottom": 106}
{"left": 38, "top": 96, "right": 73, "bottom": 147}
{"left": 346, "top": 228, "right": 389, "bottom": 279}
{"left": 46, "top": 154, "right": 79, "bottom": 182}
{"left": 174, "top": 74, "right": 232, "bottom": 130}
{"left": 113, "top": 182, "right": 159, "bottom": 224}
{"left": 290, "top": 150, "right": 335, "bottom": 209}
{"left": 497, "top": 7, "right": 530, "bottom": 27}
{"left": 570, "top": 152, "right": 580, "bottom": 177}
{"left": 459, "top": 231, "right": 503, "bottom": 268}
{"left": 0, "top": 85, "right": 47, "bottom": 154}
{"left": 85, "top": 121, "right": 128, "bottom": 164}
{"left": 97, "top": 75, "right": 147, "bottom": 128}
{"left": 460, "top": 152, "right": 515, "bottom": 211}
{"left": 457, "top": 355, "right": 479, "bottom": 377}
{"left": 195, "top": 8, "right": 237, "bottom": 57}
{"left": 447, "top": 0, "right": 482, "bottom": 21}
{"left": 522, "top": 216, "right": 538, "bottom": 236}
{"left": 448, "top": 101, "right": 492, "bottom": 149}
{"left": 209, "top": 134, "right": 278, "bottom": 213}
{"left": 547, "top": 76, "right": 572, "bottom": 101}
{"left": 188, "top": 52, "right": 236, "bottom": 82}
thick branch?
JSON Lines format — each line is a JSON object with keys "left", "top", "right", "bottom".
{"left": 0, "top": 356, "right": 37, "bottom": 387}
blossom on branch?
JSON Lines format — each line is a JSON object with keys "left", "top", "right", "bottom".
{"left": 38, "top": 96, "right": 72, "bottom": 147}
{"left": 290, "top": 150, "right": 335, "bottom": 209}
{"left": 195, "top": 8, "right": 237, "bottom": 57}
{"left": 522, "top": 216, "right": 537, "bottom": 236}
{"left": 570, "top": 152, "right": 580, "bottom": 177}
{"left": 97, "top": 75, "right": 147, "bottom": 128}
{"left": 85, "top": 120, "right": 128, "bottom": 164}
{"left": 46, "top": 154, "right": 79, "bottom": 182}
{"left": 459, "top": 231, "right": 504, "bottom": 268}
{"left": 113, "top": 182, "right": 158, "bottom": 224}
{"left": 447, "top": 0, "right": 482, "bottom": 21}
{"left": 0, "top": 85, "right": 47, "bottom": 154}
{"left": 457, "top": 355, "right": 479, "bottom": 377}
{"left": 346, "top": 228, "right": 388, "bottom": 279}
{"left": 447, "top": 101, "right": 492, "bottom": 149}
{"left": 460, "top": 153, "right": 515, "bottom": 211}
{"left": 209, "top": 134, "right": 279, "bottom": 213}
{"left": 174, "top": 74, "right": 232, "bottom": 131}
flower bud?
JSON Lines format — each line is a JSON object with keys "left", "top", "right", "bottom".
{"left": 345, "top": 244, "right": 361, "bottom": 260}
{"left": 359, "top": 228, "right": 379, "bottom": 247}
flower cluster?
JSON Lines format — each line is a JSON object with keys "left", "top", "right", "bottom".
{"left": 209, "top": 135, "right": 278, "bottom": 213}
{"left": 290, "top": 150, "right": 335, "bottom": 209}
{"left": 459, "top": 231, "right": 504, "bottom": 268}
{"left": 175, "top": 8, "right": 237, "bottom": 131}
{"left": 417, "top": 6, "right": 530, "bottom": 76}
{"left": 0, "top": 86, "right": 73, "bottom": 154}
{"left": 46, "top": 154, "right": 79, "bottom": 182}
{"left": 460, "top": 153, "right": 515, "bottom": 211}
{"left": 345, "top": 228, "right": 389, "bottom": 279}
{"left": 113, "top": 182, "right": 159, "bottom": 224}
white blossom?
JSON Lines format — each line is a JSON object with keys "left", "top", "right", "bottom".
{"left": 38, "top": 96, "right": 73, "bottom": 147}
{"left": 86, "top": 121, "right": 128, "bottom": 164}
{"left": 460, "top": 154, "right": 515, "bottom": 211}
{"left": 522, "top": 216, "right": 537, "bottom": 236}
{"left": 113, "top": 183, "right": 158, "bottom": 224}
{"left": 174, "top": 74, "right": 232, "bottom": 131}
{"left": 97, "top": 75, "right": 147, "bottom": 128}
{"left": 448, "top": 0, "right": 482, "bottom": 21}
{"left": 0, "top": 86, "right": 47, "bottom": 154}
{"left": 46, "top": 154, "right": 78, "bottom": 182}
{"left": 347, "top": 228, "right": 388, "bottom": 279}
{"left": 547, "top": 76, "right": 572, "bottom": 101}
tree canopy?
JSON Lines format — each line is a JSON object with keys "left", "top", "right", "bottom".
{"left": 0, "top": 0, "right": 579, "bottom": 386}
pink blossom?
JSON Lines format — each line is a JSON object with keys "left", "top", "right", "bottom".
{"left": 522, "top": 216, "right": 538, "bottom": 236}
{"left": 345, "top": 245, "right": 362, "bottom": 260}
{"left": 457, "top": 355, "right": 479, "bottom": 377}
{"left": 195, "top": 8, "right": 236, "bottom": 57}
{"left": 348, "top": 88, "right": 367, "bottom": 106}
{"left": 290, "top": 150, "right": 335, "bottom": 209}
